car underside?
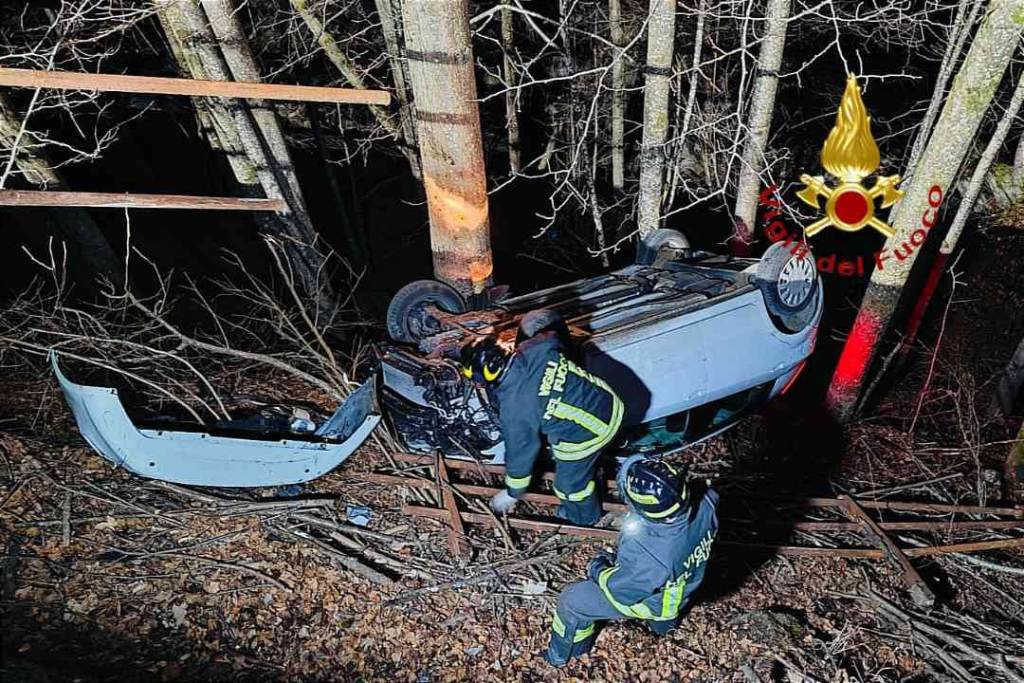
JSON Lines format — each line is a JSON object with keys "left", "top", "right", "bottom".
{"left": 379, "top": 232, "right": 822, "bottom": 464}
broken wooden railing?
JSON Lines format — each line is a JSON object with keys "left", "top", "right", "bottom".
{"left": 366, "top": 452, "right": 1024, "bottom": 604}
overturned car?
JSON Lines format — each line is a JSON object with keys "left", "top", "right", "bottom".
{"left": 55, "top": 230, "right": 820, "bottom": 486}
{"left": 379, "top": 231, "right": 821, "bottom": 464}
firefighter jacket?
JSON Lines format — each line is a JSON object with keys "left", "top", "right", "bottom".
{"left": 595, "top": 454, "right": 719, "bottom": 621}
{"left": 491, "top": 331, "right": 623, "bottom": 497}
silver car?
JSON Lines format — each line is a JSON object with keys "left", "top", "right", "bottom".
{"left": 54, "top": 230, "right": 820, "bottom": 485}
{"left": 379, "top": 230, "right": 822, "bottom": 463}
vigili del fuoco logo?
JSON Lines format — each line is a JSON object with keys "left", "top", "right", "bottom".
{"left": 759, "top": 75, "right": 942, "bottom": 278}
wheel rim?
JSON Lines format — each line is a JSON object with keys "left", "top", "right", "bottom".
{"left": 777, "top": 254, "right": 815, "bottom": 307}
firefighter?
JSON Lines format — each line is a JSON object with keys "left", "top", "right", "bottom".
{"left": 459, "top": 311, "right": 623, "bottom": 526}
{"left": 545, "top": 455, "right": 719, "bottom": 667}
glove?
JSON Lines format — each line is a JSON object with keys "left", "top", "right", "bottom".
{"left": 587, "top": 550, "right": 615, "bottom": 581}
{"left": 490, "top": 489, "right": 519, "bottom": 515}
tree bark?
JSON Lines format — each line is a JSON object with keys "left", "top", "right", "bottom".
{"left": 501, "top": 6, "right": 521, "bottom": 174}
{"left": 667, "top": 0, "right": 705, "bottom": 210}
{"left": 402, "top": 0, "right": 493, "bottom": 295}
{"left": 904, "top": 0, "right": 983, "bottom": 180}
{"left": 898, "top": 67, "right": 1024, "bottom": 359}
{"left": 373, "top": 0, "right": 421, "bottom": 179}
{"left": 158, "top": 0, "right": 329, "bottom": 298}
{"left": 610, "top": 0, "right": 625, "bottom": 191}
{"left": 827, "top": 0, "right": 1024, "bottom": 422}
{"left": 636, "top": 0, "right": 677, "bottom": 238}
{"left": 731, "top": 0, "right": 790, "bottom": 250}
{"left": 0, "top": 93, "right": 119, "bottom": 284}
{"left": 290, "top": 0, "right": 421, "bottom": 178}
{"left": 157, "top": 2, "right": 258, "bottom": 186}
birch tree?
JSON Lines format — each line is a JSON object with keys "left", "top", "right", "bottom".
{"left": 636, "top": 0, "right": 678, "bottom": 237}
{"left": 156, "top": 0, "right": 329, "bottom": 300}
{"left": 501, "top": 6, "right": 521, "bottom": 174}
{"left": 827, "top": 0, "right": 1024, "bottom": 421}
{"left": 731, "top": 0, "right": 790, "bottom": 250}
{"left": 610, "top": 0, "right": 626, "bottom": 191}
{"left": 289, "top": 0, "right": 421, "bottom": 178}
{"left": 402, "top": 0, "right": 493, "bottom": 295}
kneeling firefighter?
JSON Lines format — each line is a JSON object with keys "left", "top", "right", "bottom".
{"left": 459, "top": 310, "right": 624, "bottom": 526}
{"left": 545, "top": 455, "right": 719, "bottom": 667}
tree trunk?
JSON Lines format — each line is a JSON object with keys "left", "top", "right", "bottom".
{"left": 159, "top": 0, "right": 329, "bottom": 298}
{"left": 0, "top": 93, "right": 119, "bottom": 284}
{"left": 402, "top": 0, "right": 493, "bottom": 295}
{"left": 290, "top": 0, "right": 421, "bottom": 178}
{"left": 610, "top": 0, "right": 625, "bottom": 191}
{"left": 157, "top": 2, "right": 258, "bottom": 186}
{"left": 904, "top": 0, "right": 983, "bottom": 180}
{"left": 1007, "top": 419, "right": 1024, "bottom": 502}
{"left": 199, "top": 0, "right": 309, "bottom": 216}
{"left": 827, "top": 0, "right": 1024, "bottom": 422}
{"left": 636, "top": 0, "right": 677, "bottom": 238}
{"left": 996, "top": 332, "right": 1024, "bottom": 415}
{"left": 1015, "top": 131, "right": 1024, "bottom": 187}
{"left": 501, "top": 6, "right": 521, "bottom": 175}
{"left": 373, "top": 0, "right": 421, "bottom": 179}
{"left": 898, "top": 68, "right": 1024, "bottom": 359}
{"left": 666, "top": 0, "right": 705, "bottom": 210}
{"left": 731, "top": 0, "right": 790, "bottom": 251}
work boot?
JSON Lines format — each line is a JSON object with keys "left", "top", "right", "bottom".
{"left": 545, "top": 634, "right": 572, "bottom": 668}
{"left": 556, "top": 499, "right": 602, "bottom": 527}
{"left": 647, "top": 617, "right": 680, "bottom": 637}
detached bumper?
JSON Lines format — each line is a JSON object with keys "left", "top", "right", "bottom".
{"left": 52, "top": 353, "right": 379, "bottom": 487}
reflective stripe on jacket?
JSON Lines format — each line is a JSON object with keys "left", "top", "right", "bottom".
{"left": 492, "top": 332, "right": 623, "bottom": 495}
{"left": 596, "top": 455, "right": 719, "bottom": 621}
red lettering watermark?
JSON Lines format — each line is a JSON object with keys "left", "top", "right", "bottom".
{"left": 757, "top": 184, "right": 943, "bottom": 277}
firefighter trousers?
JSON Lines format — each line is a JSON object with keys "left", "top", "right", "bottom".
{"left": 552, "top": 448, "right": 603, "bottom": 526}
{"left": 546, "top": 580, "right": 680, "bottom": 666}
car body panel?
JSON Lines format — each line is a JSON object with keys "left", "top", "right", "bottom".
{"left": 52, "top": 352, "right": 380, "bottom": 487}
{"left": 586, "top": 282, "right": 821, "bottom": 424}
{"left": 380, "top": 252, "right": 822, "bottom": 461}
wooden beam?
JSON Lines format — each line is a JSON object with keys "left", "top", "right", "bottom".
{"left": 403, "top": 504, "right": 1024, "bottom": 559}
{"left": 366, "top": 472, "right": 1024, "bottom": 532}
{"left": 843, "top": 495, "right": 936, "bottom": 609}
{"left": 0, "top": 189, "right": 287, "bottom": 212}
{"left": 435, "top": 454, "right": 470, "bottom": 561}
{"left": 0, "top": 67, "right": 390, "bottom": 106}
{"left": 392, "top": 453, "right": 1024, "bottom": 518}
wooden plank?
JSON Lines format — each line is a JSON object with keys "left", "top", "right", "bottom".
{"left": 392, "top": 454, "right": 1024, "bottom": 518}
{"left": 902, "top": 536, "right": 1024, "bottom": 557}
{"left": 391, "top": 452, "right": 619, "bottom": 489}
{"left": 843, "top": 495, "right": 936, "bottom": 609}
{"left": 0, "top": 67, "right": 389, "bottom": 106}
{"left": 0, "top": 189, "right": 287, "bottom": 212}
{"left": 363, "top": 472, "right": 629, "bottom": 513}
{"left": 403, "top": 504, "right": 1024, "bottom": 560}
{"left": 435, "top": 454, "right": 470, "bottom": 561}
{"left": 368, "top": 473, "right": 1024, "bottom": 533}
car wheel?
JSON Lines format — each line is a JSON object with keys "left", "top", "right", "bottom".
{"left": 756, "top": 242, "right": 818, "bottom": 332}
{"left": 636, "top": 228, "right": 691, "bottom": 266}
{"left": 386, "top": 279, "right": 466, "bottom": 343}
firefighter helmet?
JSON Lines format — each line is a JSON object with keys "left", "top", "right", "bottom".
{"left": 459, "top": 336, "right": 512, "bottom": 384}
{"left": 623, "top": 458, "right": 689, "bottom": 522}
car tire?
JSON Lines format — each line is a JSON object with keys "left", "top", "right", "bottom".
{"left": 386, "top": 279, "right": 467, "bottom": 343}
{"left": 636, "top": 228, "right": 691, "bottom": 266}
{"left": 756, "top": 242, "right": 818, "bottom": 333}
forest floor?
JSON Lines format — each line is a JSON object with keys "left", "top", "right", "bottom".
{"left": 2, "top": 230, "right": 1024, "bottom": 682}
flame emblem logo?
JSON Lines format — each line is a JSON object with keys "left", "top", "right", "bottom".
{"left": 797, "top": 75, "right": 903, "bottom": 237}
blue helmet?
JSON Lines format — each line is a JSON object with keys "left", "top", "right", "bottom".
{"left": 623, "top": 458, "right": 689, "bottom": 522}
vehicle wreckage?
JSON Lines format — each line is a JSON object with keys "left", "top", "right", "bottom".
{"left": 55, "top": 230, "right": 822, "bottom": 487}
